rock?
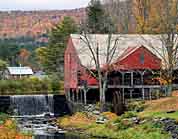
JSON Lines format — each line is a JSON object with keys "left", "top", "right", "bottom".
{"left": 93, "top": 110, "right": 100, "bottom": 115}
{"left": 58, "top": 129, "right": 67, "bottom": 134}
{"left": 131, "top": 117, "right": 140, "bottom": 124}
{"left": 44, "top": 113, "right": 52, "bottom": 118}
{"left": 96, "top": 116, "right": 108, "bottom": 124}
{"left": 155, "top": 118, "right": 178, "bottom": 139}
{"left": 139, "top": 119, "right": 147, "bottom": 124}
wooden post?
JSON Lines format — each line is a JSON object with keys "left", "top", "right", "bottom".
{"left": 142, "top": 88, "right": 145, "bottom": 100}
{"left": 121, "top": 72, "right": 125, "bottom": 85}
{"left": 130, "top": 90, "right": 133, "bottom": 99}
{"left": 141, "top": 72, "right": 145, "bottom": 100}
{"left": 84, "top": 90, "right": 87, "bottom": 104}
{"left": 76, "top": 90, "right": 79, "bottom": 103}
{"left": 149, "top": 88, "right": 152, "bottom": 100}
{"left": 68, "top": 90, "right": 71, "bottom": 101}
{"left": 122, "top": 88, "right": 125, "bottom": 104}
{"left": 72, "top": 90, "right": 75, "bottom": 102}
{"left": 131, "top": 71, "right": 134, "bottom": 86}
{"left": 79, "top": 89, "right": 83, "bottom": 103}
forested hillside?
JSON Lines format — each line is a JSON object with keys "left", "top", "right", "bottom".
{"left": 0, "top": 8, "right": 86, "bottom": 39}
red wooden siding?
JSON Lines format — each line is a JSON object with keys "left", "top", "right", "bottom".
{"left": 64, "top": 37, "right": 80, "bottom": 89}
{"left": 114, "top": 46, "right": 161, "bottom": 70}
{"left": 65, "top": 37, "right": 161, "bottom": 90}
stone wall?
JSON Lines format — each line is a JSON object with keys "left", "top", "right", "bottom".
{"left": 0, "top": 96, "right": 10, "bottom": 113}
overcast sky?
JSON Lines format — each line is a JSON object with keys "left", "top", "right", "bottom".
{"left": 0, "top": 0, "right": 91, "bottom": 11}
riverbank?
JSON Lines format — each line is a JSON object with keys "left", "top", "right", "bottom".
{"left": 57, "top": 112, "right": 170, "bottom": 139}
{"left": 57, "top": 96, "right": 178, "bottom": 139}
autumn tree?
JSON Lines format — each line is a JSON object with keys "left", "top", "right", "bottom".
{"left": 133, "top": 0, "right": 151, "bottom": 33}
{"left": 35, "top": 47, "right": 48, "bottom": 68}
{"left": 134, "top": 0, "right": 178, "bottom": 95}
{"left": 18, "top": 48, "right": 31, "bottom": 66}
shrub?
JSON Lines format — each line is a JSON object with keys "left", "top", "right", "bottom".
{"left": 127, "top": 101, "right": 145, "bottom": 112}
{"left": 121, "top": 111, "right": 138, "bottom": 119}
{"left": 0, "top": 113, "right": 9, "bottom": 124}
{"left": 114, "top": 117, "right": 133, "bottom": 130}
{"left": 0, "top": 76, "right": 62, "bottom": 95}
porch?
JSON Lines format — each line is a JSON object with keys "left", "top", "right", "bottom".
{"left": 66, "top": 69, "right": 165, "bottom": 104}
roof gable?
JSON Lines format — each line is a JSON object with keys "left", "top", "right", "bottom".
{"left": 117, "top": 46, "right": 140, "bottom": 62}
{"left": 115, "top": 46, "right": 161, "bottom": 70}
{"left": 69, "top": 34, "right": 171, "bottom": 69}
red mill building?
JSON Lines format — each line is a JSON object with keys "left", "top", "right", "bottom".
{"left": 64, "top": 34, "right": 168, "bottom": 104}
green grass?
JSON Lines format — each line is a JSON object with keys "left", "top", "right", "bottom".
{"left": 85, "top": 122, "right": 170, "bottom": 139}
{"left": 59, "top": 97, "right": 178, "bottom": 139}
{"left": 140, "top": 111, "right": 178, "bottom": 120}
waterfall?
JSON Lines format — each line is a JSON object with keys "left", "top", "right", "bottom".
{"left": 10, "top": 95, "right": 54, "bottom": 116}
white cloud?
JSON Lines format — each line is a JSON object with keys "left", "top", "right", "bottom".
{"left": 0, "top": 0, "right": 90, "bottom": 11}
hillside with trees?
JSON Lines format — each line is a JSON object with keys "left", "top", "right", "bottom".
{"left": 0, "top": 8, "right": 86, "bottom": 39}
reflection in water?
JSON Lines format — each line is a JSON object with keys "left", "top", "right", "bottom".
{"left": 34, "top": 134, "right": 86, "bottom": 139}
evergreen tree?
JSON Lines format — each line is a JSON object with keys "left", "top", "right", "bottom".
{"left": 42, "top": 16, "right": 78, "bottom": 79}
{"left": 85, "top": 0, "right": 117, "bottom": 33}
{"left": 0, "top": 59, "right": 8, "bottom": 79}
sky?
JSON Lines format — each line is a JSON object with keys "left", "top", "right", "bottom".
{"left": 0, "top": 0, "right": 91, "bottom": 11}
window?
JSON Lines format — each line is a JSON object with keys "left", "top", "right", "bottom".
{"left": 140, "top": 53, "right": 145, "bottom": 64}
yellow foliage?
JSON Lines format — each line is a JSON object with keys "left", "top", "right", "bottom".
{"left": 0, "top": 119, "right": 32, "bottom": 139}
{"left": 58, "top": 117, "right": 71, "bottom": 127}
{"left": 134, "top": 0, "right": 178, "bottom": 33}
{"left": 58, "top": 112, "right": 96, "bottom": 128}
{"left": 102, "top": 112, "right": 118, "bottom": 121}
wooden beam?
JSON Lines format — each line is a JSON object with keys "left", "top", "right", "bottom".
{"left": 130, "top": 90, "right": 133, "bottom": 99}
{"left": 72, "top": 90, "right": 75, "bottom": 102}
{"left": 68, "top": 89, "right": 71, "bottom": 101}
{"left": 80, "top": 89, "right": 83, "bottom": 103}
{"left": 149, "top": 88, "right": 152, "bottom": 100}
{"left": 122, "top": 88, "right": 125, "bottom": 104}
{"left": 131, "top": 71, "right": 134, "bottom": 86}
{"left": 142, "top": 88, "right": 145, "bottom": 100}
{"left": 121, "top": 72, "right": 125, "bottom": 85}
{"left": 76, "top": 90, "right": 79, "bottom": 103}
{"left": 84, "top": 90, "right": 87, "bottom": 104}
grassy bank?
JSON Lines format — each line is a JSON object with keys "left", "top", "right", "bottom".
{"left": 139, "top": 96, "right": 178, "bottom": 119}
{"left": 57, "top": 112, "right": 170, "bottom": 139}
{"left": 57, "top": 95, "right": 178, "bottom": 139}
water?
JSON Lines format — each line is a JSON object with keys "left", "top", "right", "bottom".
{"left": 10, "top": 95, "right": 66, "bottom": 137}
{"left": 10, "top": 95, "right": 54, "bottom": 116}
{"left": 34, "top": 134, "right": 89, "bottom": 139}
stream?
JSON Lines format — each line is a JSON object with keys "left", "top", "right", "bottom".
{"left": 9, "top": 95, "right": 70, "bottom": 138}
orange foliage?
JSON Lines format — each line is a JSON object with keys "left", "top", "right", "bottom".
{"left": 59, "top": 112, "right": 96, "bottom": 128}
{"left": 133, "top": 0, "right": 178, "bottom": 33}
{"left": 0, "top": 119, "right": 32, "bottom": 139}
{"left": 102, "top": 112, "right": 118, "bottom": 120}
